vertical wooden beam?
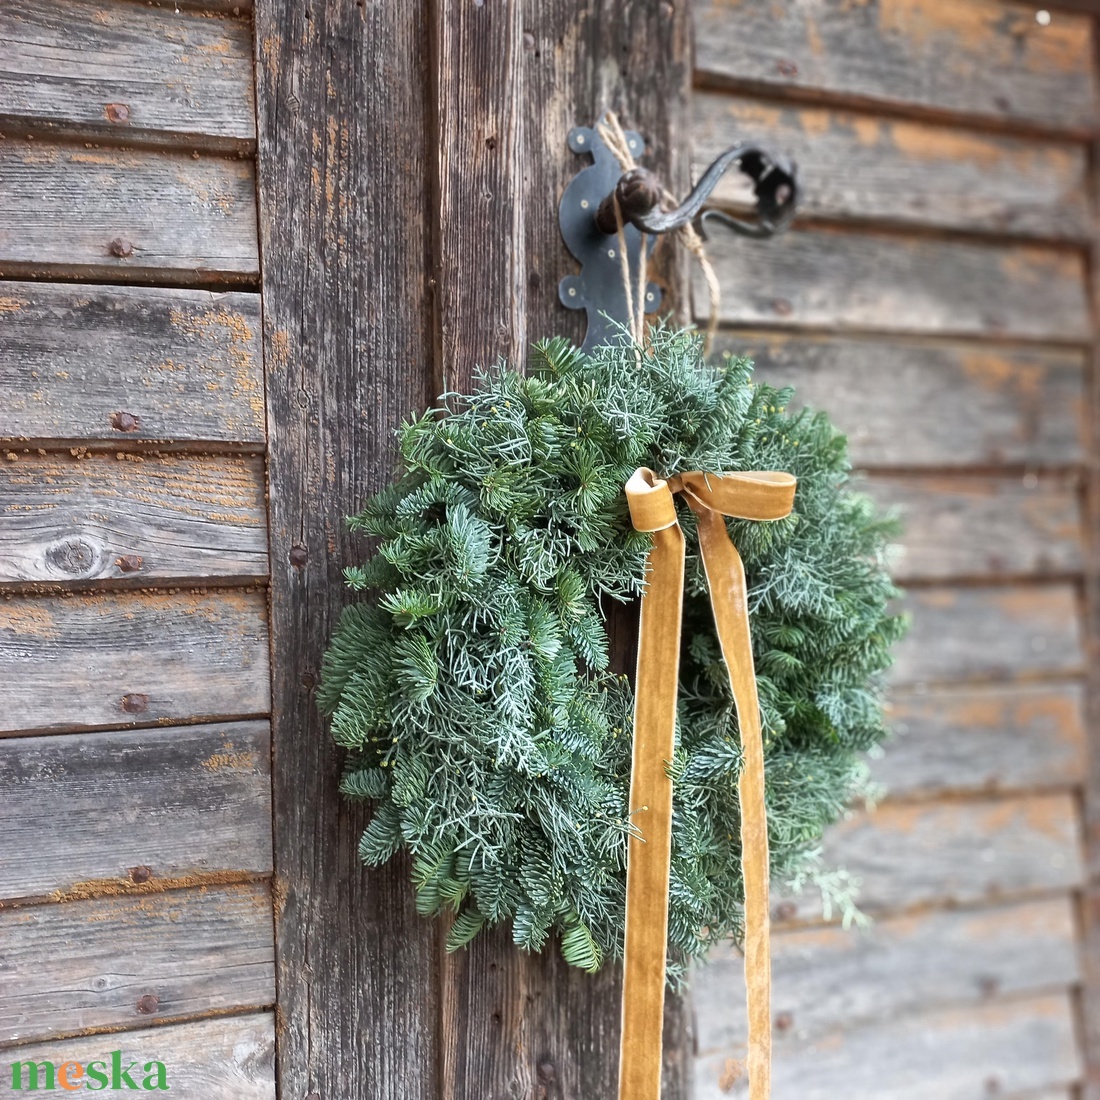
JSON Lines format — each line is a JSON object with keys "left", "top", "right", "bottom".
{"left": 253, "top": 3, "right": 440, "bottom": 1098}
{"left": 434, "top": 3, "right": 694, "bottom": 1098}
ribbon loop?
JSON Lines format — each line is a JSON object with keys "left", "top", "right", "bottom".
{"left": 619, "top": 467, "right": 796, "bottom": 1100}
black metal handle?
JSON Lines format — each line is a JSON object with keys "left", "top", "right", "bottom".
{"left": 594, "top": 143, "right": 798, "bottom": 240}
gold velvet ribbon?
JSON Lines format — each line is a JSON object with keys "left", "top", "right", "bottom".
{"left": 619, "top": 467, "right": 797, "bottom": 1100}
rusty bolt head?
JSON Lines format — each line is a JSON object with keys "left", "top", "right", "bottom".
{"left": 109, "top": 238, "right": 134, "bottom": 258}
{"left": 129, "top": 865, "right": 153, "bottom": 884}
{"left": 537, "top": 1061, "right": 556, "bottom": 1082}
{"left": 116, "top": 554, "right": 144, "bottom": 573}
{"left": 777, "top": 59, "right": 799, "bottom": 77}
{"left": 775, "top": 1011, "right": 794, "bottom": 1031}
{"left": 289, "top": 545, "right": 308, "bottom": 569}
{"left": 104, "top": 103, "right": 130, "bottom": 124}
{"left": 121, "top": 693, "right": 149, "bottom": 714}
{"left": 771, "top": 298, "right": 794, "bottom": 317}
{"left": 110, "top": 411, "right": 141, "bottom": 432}
{"left": 136, "top": 994, "right": 159, "bottom": 1015}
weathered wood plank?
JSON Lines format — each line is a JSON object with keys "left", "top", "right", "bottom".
{"left": 0, "top": 0, "right": 255, "bottom": 149}
{"left": 717, "top": 332, "right": 1086, "bottom": 469}
{"left": 0, "top": 452, "right": 268, "bottom": 586}
{"left": 0, "top": 139, "right": 258, "bottom": 283}
{"left": 0, "top": 882, "right": 275, "bottom": 1043}
{"left": 696, "top": 896, "right": 1080, "bottom": 1053}
{"left": 699, "top": 229, "right": 1091, "bottom": 341}
{"left": 772, "top": 793, "right": 1084, "bottom": 924}
{"left": 0, "top": 282, "right": 264, "bottom": 446}
{"left": 876, "top": 683, "right": 1087, "bottom": 798}
{"left": 694, "top": 0, "right": 1098, "bottom": 133}
{"left": 0, "top": 1013, "right": 276, "bottom": 1097}
{"left": 0, "top": 720, "right": 272, "bottom": 902}
{"left": 891, "top": 585, "right": 1084, "bottom": 685}
{"left": 0, "top": 590, "right": 269, "bottom": 734}
{"left": 695, "top": 994, "right": 1081, "bottom": 1100}
{"left": 694, "top": 93, "right": 1091, "bottom": 240}
{"left": 866, "top": 475, "right": 1083, "bottom": 581}
{"left": 253, "top": 1, "right": 441, "bottom": 1098}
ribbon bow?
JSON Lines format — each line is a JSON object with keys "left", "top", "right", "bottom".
{"left": 618, "top": 467, "right": 797, "bottom": 1100}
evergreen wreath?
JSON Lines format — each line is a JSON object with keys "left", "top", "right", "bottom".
{"left": 320, "top": 325, "right": 905, "bottom": 981}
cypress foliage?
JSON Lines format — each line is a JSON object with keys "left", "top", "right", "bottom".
{"left": 320, "top": 326, "right": 906, "bottom": 978}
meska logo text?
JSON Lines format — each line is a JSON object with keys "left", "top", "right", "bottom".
{"left": 10, "top": 1052, "right": 169, "bottom": 1091}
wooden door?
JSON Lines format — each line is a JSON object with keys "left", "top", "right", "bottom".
{"left": 253, "top": 2, "right": 695, "bottom": 1098}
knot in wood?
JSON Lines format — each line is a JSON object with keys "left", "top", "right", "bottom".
{"left": 45, "top": 537, "right": 100, "bottom": 578}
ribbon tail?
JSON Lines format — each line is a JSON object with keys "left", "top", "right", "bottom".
{"left": 619, "top": 521, "right": 685, "bottom": 1100}
{"left": 691, "top": 504, "right": 772, "bottom": 1100}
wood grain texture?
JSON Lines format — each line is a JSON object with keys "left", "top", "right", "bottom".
{"left": 253, "top": 3, "right": 440, "bottom": 1099}
{"left": 0, "top": 590, "right": 270, "bottom": 734}
{"left": 694, "top": 0, "right": 1098, "bottom": 133}
{"left": 0, "top": 452, "right": 268, "bottom": 586}
{"left": 0, "top": 882, "right": 275, "bottom": 1044}
{"left": 695, "top": 895, "right": 1080, "bottom": 1053}
{"left": 0, "top": 1014, "right": 275, "bottom": 1097}
{"left": 876, "top": 683, "right": 1087, "bottom": 798}
{"left": 0, "top": 721, "right": 272, "bottom": 902}
{"left": 866, "top": 474, "right": 1083, "bottom": 581}
{"left": 891, "top": 584, "right": 1085, "bottom": 685}
{"left": 771, "top": 793, "right": 1084, "bottom": 924}
{"left": 0, "top": 138, "right": 258, "bottom": 283}
{"left": 716, "top": 332, "right": 1086, "bottom": 469}
{"left": 0, "top": 282, "right": 265, "bottom": 446}
{"left": 699, "top": 228, "right": 1091, "bottom": 341}
{"left": 694, "top": 93, "right": 1091, "bottom": 240}
{"left": 438, "top": 4, "right": 695, "bottom": 1099}
{"left": 0, "top": 0, "right": 255, "bottom": 150}
{"left": 695, "top": 994, "right": 1081, "bottom": 1100}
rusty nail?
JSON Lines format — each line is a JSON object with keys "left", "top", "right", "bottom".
{"left": 136, "top": 994, "right": 159, "bottom": 1015}
{"left": 537, "top": 1061, "right": 556, "bottom": 1082}
{"left": 110, "top": 411, "right": 141, "bottom": 432}
{"left": 289, "top": 545, "right": 308, "bottom": 569}
{"left": 522, "top": 31, "right": 536, "bottom": 50}
{"left": 116, "top": 554, "right": 144, "bottom": 573}
{"left": 104, "top": 103, "right": 130, "bottom": 123}
{"left": 775, "top": 1011, "right": 793, "bottom": 1031}
{"left": 109, "top": 238, "right": 134, "bottom": 258}
{"left": 771, "top": 298, "right": 793, "bottom": 316}
{"left": 121, "top": 693, "right": 149, "bottom": 714}
{"left": 129, "top": 865, "right": 153, "bottom": 884}
{"left": 777, "top": 59, "right": 798, "bottom": 77}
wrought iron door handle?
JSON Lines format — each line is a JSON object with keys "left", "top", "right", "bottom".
{"left": 594, "top": 144, "right": 798, "bottom": 239}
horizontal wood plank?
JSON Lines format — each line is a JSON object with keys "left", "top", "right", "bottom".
{"left": 0, "top": 882, "right": 275, "bottom": 1044}
{"left": 718, "top": 332, "right": 1086, "bottom": 468}
{"left": 693, "top": 0, "right": 1098, "bottom": 133}
{"left": 891, "top": 585, "right": 1084, "bottom": 685}
{"left": 875, "top": 682, "right": 1087, "bottom": 798}
{"left": 0, "top": 1013, "right": 276, "bottom": 1096}
{"left": 695, "top": 994, "right": 1081, "bottom": 1100}
{"left": 0, "top": 590, "right": 270, "bottom": 734}
{"left": 0, "top": 721, "right": 272, "bottom": 902}
{"left": 0, "top": 452, "right": 269, "bottom": 586}
{"left": 698, "top": 229, "right": 1091, "bottom": 341}
{"left": 694, "top": 93, "right": 1091, "bottom": 240}
{"left": 0, "top": 139, "right": 258, "bottom": 282}
{"left": 696, "top": 896, "right": 1080, "bottom": 1053}
{"left": 0, "top": 0, "right": 255, "bottom": 148}
{"left": 0, "top": 282, "right": 265, "bottom": 446}
{"left": 772, "top": 793, "right": 1084, "bottom": 924}
{"left": 866, "top": 474, "right": 1083, "bottom": 581}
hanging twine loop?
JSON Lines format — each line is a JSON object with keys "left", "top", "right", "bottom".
{"left": 595, "top": 112, "right": 721, "bottom": 353}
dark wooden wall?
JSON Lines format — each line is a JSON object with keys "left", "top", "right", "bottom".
{"left": 0, "top": 0, "right": 277, "bottom": 1093}
{"left": 689, "top": 1, "right": 1098, "bottom": 1096}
